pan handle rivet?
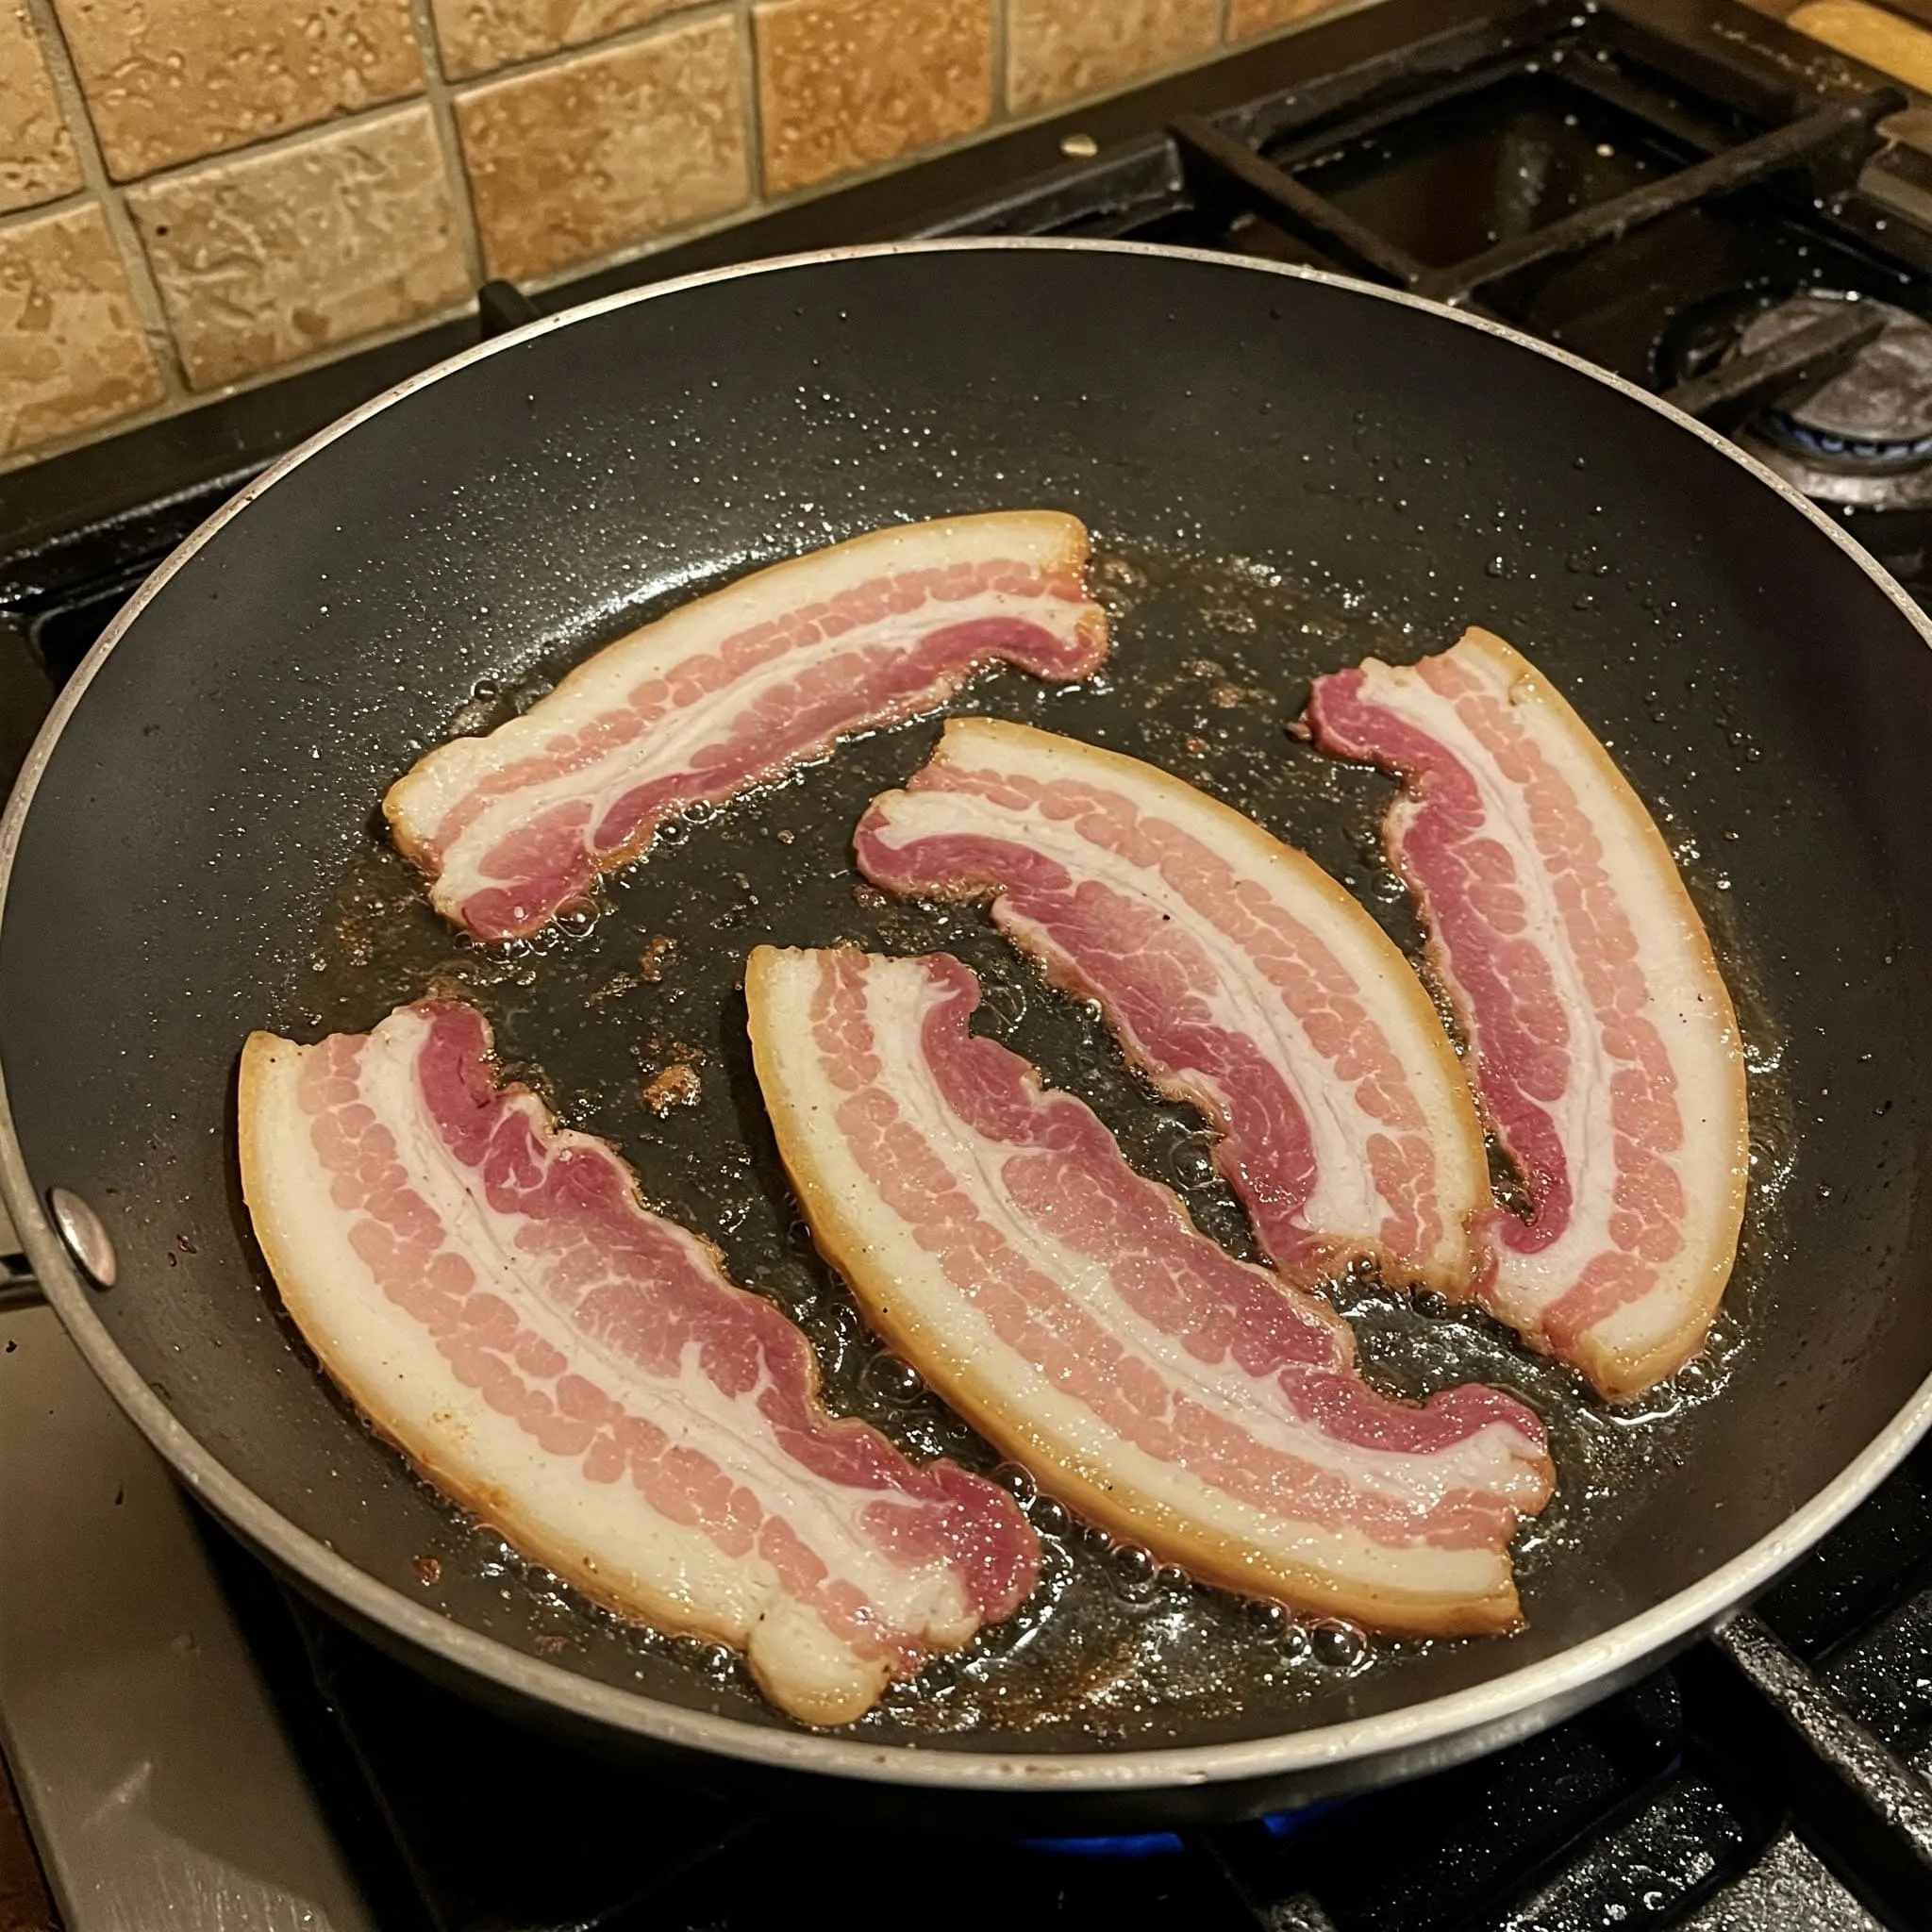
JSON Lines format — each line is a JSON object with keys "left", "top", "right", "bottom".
{"left": 48, "top": 1188, "right": 116, "bottom": 1290}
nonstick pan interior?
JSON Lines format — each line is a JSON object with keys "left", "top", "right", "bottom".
{"left": 4, "top": 245, "right": 1931, "bottom": 1807}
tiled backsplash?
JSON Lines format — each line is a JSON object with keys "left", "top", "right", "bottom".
{"left": 0, "top": 0, "right": 1368, "bottom": 468}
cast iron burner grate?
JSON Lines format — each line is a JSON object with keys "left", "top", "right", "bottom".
{"left": 10, "top": 4, "right": 1932, "bottom": 1929}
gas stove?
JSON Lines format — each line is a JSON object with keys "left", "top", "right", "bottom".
{"left": 8, "top": 3, "right": 1932, "bottom": 1926}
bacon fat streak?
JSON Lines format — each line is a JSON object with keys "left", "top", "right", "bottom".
{"left": 1305, "top": 628, "right": 1749, "bottom": 1401}
{"left": 238, "top": 1001, "right": 1038, "bottom": 1725}
{"left": 747, "top": 947, "right": 1554, "bottom": 1637}
{"left": 856, "top": 719, "right": 1489, "bottom": 1292}
{"left": 385, "top": 512, "right": 1108, "bottom": 941}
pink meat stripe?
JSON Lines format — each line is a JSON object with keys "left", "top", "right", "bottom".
{"left": 385, "top": 512, "right": 1108, "bottom": 940}
{"left": 747, "top": 946, "right": 1554, "bottom": 1637}
{"left": 1305, "top": 627, "right": 1749, "bottom": 1402}
{"left": 237, "top": 1000, "right": 1038, "bottom": 1726}
{"left": 855, "top": 719, "right": 1489, "bottom": 1292}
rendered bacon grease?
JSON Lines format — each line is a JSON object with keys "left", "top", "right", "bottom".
{"left": 1306, "top": 627, "right": 1749, "bottom": 1402}
{"left": 747, "top": 946, "right": 1555, "bottom": 1637}
{"left": 385, "top": 512, "right": 1109, "bottom": 941}
{"left": 237, "top": 1000, "right": 1039, "bottom": 1725}
{"left": 856, "top": 718, "right": 1490, "bottom": 1292}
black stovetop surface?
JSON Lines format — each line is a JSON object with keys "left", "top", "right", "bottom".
{"left": 10, "top": 3, "right": 1932, "bottom": 1927}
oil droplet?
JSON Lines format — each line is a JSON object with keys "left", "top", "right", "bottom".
{"left": 993, "top": 1462, "right": 1038, "bottom": 1507}
{"left": 979, "top": 979, "right": 1025, "bottom": 1028}
{"left": 1166, "top": 1133, "right": 1218, "bottom": 1188}
{"left": 1309, "top": 1619, "right": 1369, "bottom": 1670}
{"left": 1108, "top": 1544, "right": 1161, "bottom": 1603}
{"left": 877, "top": 1676, "right": 924, "bottom": 1714}
{"left": 863, "top": 1354, "right": 922, "bottom": 1403}
{"left": 1031, "top": 1496, "right": 1073, "bottom": 1536}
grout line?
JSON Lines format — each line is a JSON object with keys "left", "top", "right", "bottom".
{"left": 739, "top": 0, "right": 770, "bottom": 203}
{"left": 991, "top": 0, "right": 1010, "bottom": 123}
{"left": 0, "top": 185, "right": 92, "bottom": 237}
{"left": 20, "top": 0, "right": 189, "bottom": 401}
{"left": 436, "top": 0, "right": 740, "bottom": 99}
{"left": 406, "top": 0, "right": 488, "bottom": 288}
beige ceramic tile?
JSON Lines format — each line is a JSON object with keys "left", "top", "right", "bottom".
{"left": 126, "top": 104, "right": 467, "bottom": 390}
{"left": 52, "top": 0, "right": 423, "bottom": 181}
{"left": 0, "top": 201, "right": 162, "bottom": 455}
{"left": 1226, "top": 0, "right": 1351, "bottom": 39}
{"left": 429, "top": 0, "right": 690, "bottom": 78}
{"left": 0, "top": 5, "right": 80, "bottom": 213}
{"left": 456, "top": 13, "right": 746, "bottom": 283}
{"left": 755, "top": 0, "right": 991, "bottom": 196}
{"left": 1007, "top": 0, "right": 1218, "bottom": 115}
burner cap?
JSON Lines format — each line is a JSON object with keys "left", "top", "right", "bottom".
{"left": 1741, "top": 294, "right": 1932, "bottom": 463}
{"left": 1729, "top": 293, "right": 1932, "bottom": 509}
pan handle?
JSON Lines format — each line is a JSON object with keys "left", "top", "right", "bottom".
{"left": 476, "top": 279, "right": 539, "bottom": 341}
{"left": 0, "top": 1257, "right": 42, "bottom": 1312}
{"left": 1, "top": 1197, "right": 43, "bottom": 1309}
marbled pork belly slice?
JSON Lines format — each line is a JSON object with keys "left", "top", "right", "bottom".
{"left": 856, "top": 718, "right": 1488, "bottom": 1292}
{"left": 237, "top": 1000, "right": 1038, "bottom": 1726}
{"left": 385, "top": 512, "right": 1108, "bottom": 941}
{"left": 746, "top": 947, "right": 1554, "bottom": 1638}
{"left": 1305, "top": 627, "right": 1748, "bottom": 1402}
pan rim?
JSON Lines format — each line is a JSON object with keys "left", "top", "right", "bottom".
{"left": 5, "top": 236, "right": 1932, "bottom": 1795}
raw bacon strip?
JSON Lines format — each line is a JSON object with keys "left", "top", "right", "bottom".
{"left": 385, "top": 512, "right": 1108, "bottom": 941}
{"left": 1305, "top": 627, "right": 1749, "bottom": 1402}
{"left": 856, "top": 719, "right": 1489, "bottom": 1291}
{"left": 237, "top": 1000, "right": 1038, "bottom": 1725}
{"left": 747, "top": 947, "right": 1554, "bottom": 1637}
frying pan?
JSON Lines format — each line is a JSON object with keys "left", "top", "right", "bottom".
{"left": 4, "top": 241, "right": 1932, "bottom": 1833}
